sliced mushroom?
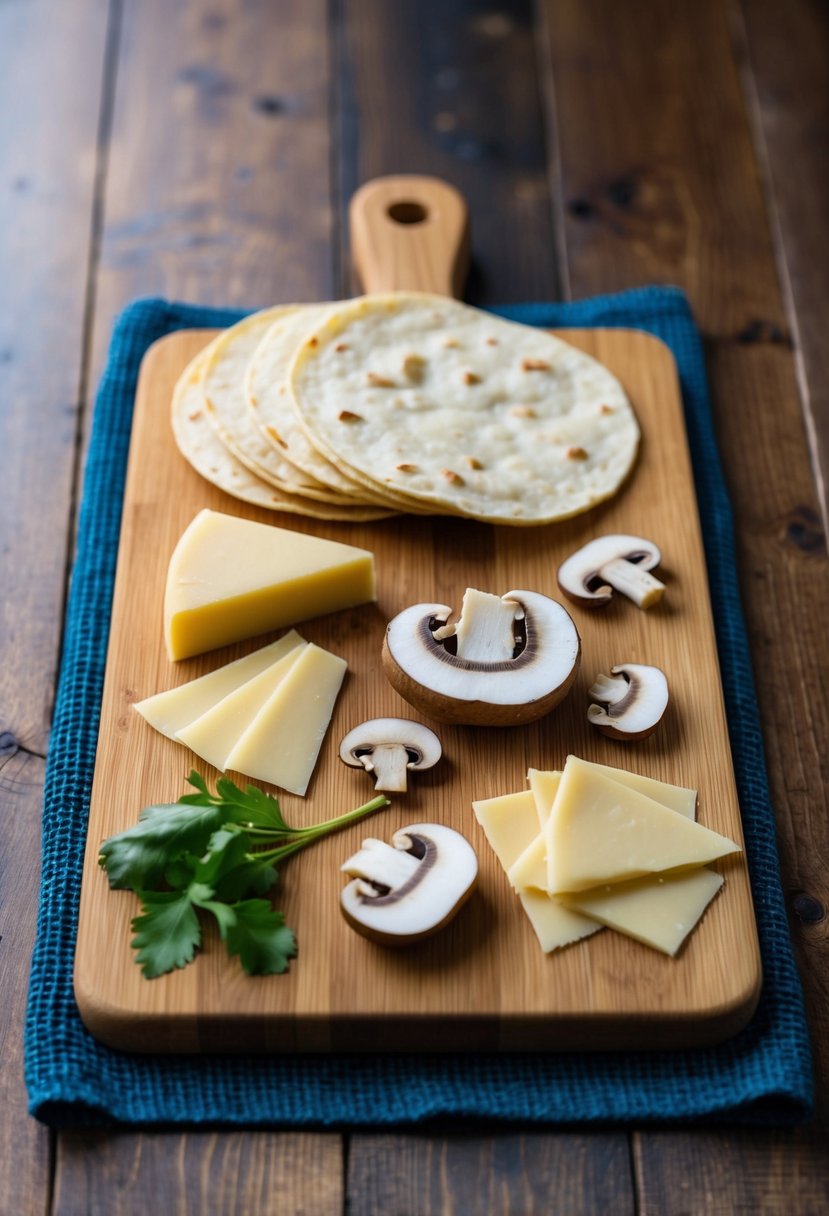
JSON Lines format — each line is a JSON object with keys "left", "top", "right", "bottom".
{"left": 339, "top": 822, "right": 478, "bottom": 946}
{"left": 339, "top": 718, "right": 442, "bottom": 793}
{"left": 557, "top": 535, "right": 666, "bottom": 609}
{"left": 587, "top": 663, "right": 669, "bottom": 740}
{"left": 382, "top": 587, "right": 581, "bottom": 726}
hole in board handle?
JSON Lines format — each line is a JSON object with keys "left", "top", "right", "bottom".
{"left": 387, "top": 201, "right": 429, "bottom": 225}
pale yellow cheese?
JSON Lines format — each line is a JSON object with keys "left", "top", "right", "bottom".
{"left": 507, "top": 834, "right": 547, "bottom": 891}
{"left": 471, "top": 791, "right": 539, "bottom": 871}
{"left": 527, "top": 769, "right": 561, "bottom": 826}
{"left": 134, "top": 631, "right": 304, "bottom": 739}
{"left": 547, "top": 756, "right": 740, "bottom": 894}
{"left": 176, "top": 645, "right": 307, "bottom": 770}
{"left": 164, "top": 508, "right": 376, "bottom": 660}
{"left": 561, "top": 868, "right": 724, "bottom": 956}
{"left": 225, "top": 642, "right": 347, "bottom": 796}
{"left": 574, "top": 759, "right": 697, "bottom": 819}
{"left": 518, "top": 890, "right": 599, "bottom": 952}
{"left": 473, "top": 790, "right": 598, "bottom": 951}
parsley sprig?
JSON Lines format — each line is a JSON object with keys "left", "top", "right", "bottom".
{"left": 99, "top": 772, "right": 389, "bottom": 979}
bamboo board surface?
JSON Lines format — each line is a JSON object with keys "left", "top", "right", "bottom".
{"left": 74, "top": 323, "right": 762, "bottom": 1054}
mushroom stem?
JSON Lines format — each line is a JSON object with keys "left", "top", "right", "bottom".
{"left": 434, "top": 588, "right": 518, "bottom": 662}
{"left": 360, "top": 742, "right": 415, "bottom": 793}
{"left": 598, "top": 557, "right": 665, "bottom": 608}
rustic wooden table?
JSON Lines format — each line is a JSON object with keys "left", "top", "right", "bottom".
{"left": 3, "top": 1, "right": 828, "bottom": 1212}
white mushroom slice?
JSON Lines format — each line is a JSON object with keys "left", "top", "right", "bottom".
{"left": 382, "top": 588, "right": 581, "bottom": 726}
{"left": 339, "top": 823, "right": 478, "bottom": 946}
{"left": 587, "top": 663, "right": 669, "bottom": 740}
{"left": 339, "top": 718, "right": 442, "bottom": 793}
{"left": 557, "top": 535, "right": 666, "bottom": 609}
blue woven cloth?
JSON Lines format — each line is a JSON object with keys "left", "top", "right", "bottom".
{"left": 25, "top": 289, "right": 813, "bottom": 1127}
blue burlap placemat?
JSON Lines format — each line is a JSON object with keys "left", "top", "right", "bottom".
{"left": 25, "top": 288, "right": 813, "bottom": 1127}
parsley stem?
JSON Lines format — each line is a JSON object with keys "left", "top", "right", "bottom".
{"left": 245, "top": 795, "right": 389, "bottom": 861}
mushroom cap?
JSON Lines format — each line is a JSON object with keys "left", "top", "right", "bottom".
{"left": 587, "top": 662, "right": 669, "bottom": 740}
{"left": 339, "top": 822, "right": 479, "bottom": 946}
{"left": 557, "top": 535, "right": 662, "bottom": 607}
{"left": 382, "top": 589, "right": 581, "bottom": 726}
{"left": 339, "top": 718, "right": 442, "bottom": 769}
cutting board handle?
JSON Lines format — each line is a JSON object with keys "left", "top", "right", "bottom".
{"left": 349, "top": 175, "right": 470, "bottom": 297}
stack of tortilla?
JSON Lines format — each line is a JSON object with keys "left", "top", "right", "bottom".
{"left": 172, "top": 293, "right": 640, "bottom": 526}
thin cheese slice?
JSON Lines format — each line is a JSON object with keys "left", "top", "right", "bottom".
{"left": 471, "top": 791, "right": 539, "bottom": 871}
{"left": 547, "top": 756, "right": 740, "bottom": 894}
{"left": 473, "top": 790, "right": 597, "bottom": 951}
{"left": 561, "top": 868, "right": 724, "bottom": 956}
{"left": 527, "top": 770, "right": 561, "bottom": 826}
{"left": 176, "top": 644, "right": 307, "bottom": 770}
{"left": 164, "top": 508, "right": 376, "bottom": 659}
{"left": 518, "top": 890, "right": 599, "bottom": 952}
{"left": 225, "top": 642, "right": 347, "bottom": 795}
{"left": 574, "top": 759, "right": 697, "bottom": 819}
{"left": 508, "top": 834, "right": 547, "bottom": 891}
{"left": 134, "top": 631, "right": 304, "bottom": 738}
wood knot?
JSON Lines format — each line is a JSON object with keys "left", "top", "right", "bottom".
{"left": 0, "top": 731, "right": 18, "bottom": 759}
{"left": 736, "top": 319, "right": 791, "bottom": 346}
{"left": 792, "top": 892, "right": 825, "bottom": 924}
{"left": 783, "top": 507, "right": 826, "bottom": 556}
{"left": 606, "top": 176, "right": 638, "bottom": 209}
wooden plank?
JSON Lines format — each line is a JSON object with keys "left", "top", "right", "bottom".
{"left": 738, "top": 0, "right": 829, "bottom": 525}
{"left": 52, "top": 1130, "right": 342, "bottom": 1216}
{"left": 0, "top": 1, "right": 111, "bottom": 1213}
{"left": 348, "top": 1133, "right": 634, "bottom": 1216}
{"left": 333, "top": 0, "right": 559, "bottom": 303}
{"left": 537, "top": 0, "right": 829, "bottom": 1198}
{"left": 54, "top": 0, "right": 344, "bottom": 1209}
{"left": 635, "top": 1129, "right": 829, "bottom": 1215}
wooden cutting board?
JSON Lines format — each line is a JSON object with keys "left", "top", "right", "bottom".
{"left": 74, "top": 177, "right": 762, "bottom": 1053}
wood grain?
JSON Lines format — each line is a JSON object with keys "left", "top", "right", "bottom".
{"left": 53, "top": 1130, "right": 343, "bottom": 1216}
{"left": 739, "top": 0, "right": 829, "bottom": 527}
{"left": 73, "top": 324, "right": 760, "bottom": 1053}
{"left": 0, "top": 1, "right": 111, "bottom": 1212}
{"left": 348, "top": 1132, "right": 634, "bottom": 1216}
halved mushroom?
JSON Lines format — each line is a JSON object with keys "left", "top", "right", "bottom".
{"left": 557, "top": 535, "right": 666, "bottom": 609}
{"left": 382, "top": 587, "right": 581, "bottom": 726}
{"left": 587, "top": 663, "right": 669, "bottom": 740}
{"left": 339, "top": 718, "right": 442, "bottom": 793}
{"left": 339, "top": 822, "right": 478, "bottom": 946}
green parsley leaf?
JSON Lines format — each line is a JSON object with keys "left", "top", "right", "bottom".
{"left": 223, "top": 899, "right": 297, "bottom": 975}
{"left": 99, "top": 803, "right": 229, "bottom": 889}
{"left": 130, "top": 885, "right": 211, "bottom": 978}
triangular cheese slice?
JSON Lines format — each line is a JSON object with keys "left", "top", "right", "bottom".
{"left": 134, "top": 631, "right": 304, "bottom": 738}
{"left": 164, "top": 508, "right": 376, "bottom": 659}
{"left": 176, "top": 644, "right": 307, "bottom": 771}
{"left": 472, "top": 791, "right": 539, "bottom": 872}
{"left": 225, "top": 642, "right": 347, "bottom": 796}
{"left": 518, "top": 890, "right": 599, "bottom": 952}
{"left": 547, "top": 756, "right": 739, "bottom": 894}
{"left": 561, "top": 869, "right": 724, "bottom": 956}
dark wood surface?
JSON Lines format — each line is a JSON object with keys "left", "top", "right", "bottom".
{"left": 2, "top": 0, "right": 827, "bottom": 1211}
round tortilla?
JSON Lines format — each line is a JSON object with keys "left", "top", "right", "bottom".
{"left": 171, "top": 345, "right": 394, "bottom": 523}
{"left": 288, "top": 293, "right": 640, "bottom": 526}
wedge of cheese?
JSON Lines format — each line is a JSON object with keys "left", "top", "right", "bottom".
{"left": 164, "top": 509, "right": 376, "bottom": 659}
{"left": 134, "top": 631, "right": 304, "bottom": 738}
{"left": 561, "top": 869, "right": 724, "bottom": 957}
{"left": 564, "top": 759, "right": 697, "bottom": 819}
{"left": 225, "top": 642, "right": 347, "bottom": 795}
{"left": 176, "top": 643, "right": 308, "bottom": 771}
{"left": 473, "top": 790, "right": 598, "bottom": 951}
{"left": 547, "top": 756, "right": 739, "bottom": 894}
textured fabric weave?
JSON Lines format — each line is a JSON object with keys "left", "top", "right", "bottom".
{"left": 25, "top": 290, "right": 813, "bottom": 1127}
